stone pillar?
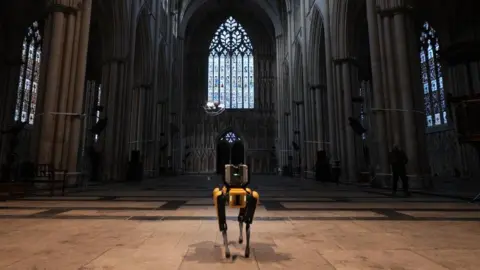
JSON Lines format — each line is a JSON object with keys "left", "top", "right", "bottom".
{"left": 314, "top": 85, "right": 324, "bottom": 151}
{"left": 66, "top": 0, "right": 92, "bottom": 173}
{"left": 340, "top": 59, "right": 356, "bottom": 180}
{"left": 178, "top": 40, "right": 185, "bottom": 173}
{"left": 392, "top": 9, "right": 419, "bottom": 174}
{"left": 376, "top": 12, "right": 393, "bottom": 148}
{"left": 101, "top": 59, "right": 119, "bottom": 180}
{"left": 324, "top": 0, "right": 337, "bottom": 159}
{"left": 366, "top": 0, "right": 389, "bottom": 177}
{"left": 300, "top": 0, "right": 311, "bottom": 175}
{"left": 379, "top": 12, "right": 401, "bottom": 146}
{"left": 61, "top": 9, "right": 82, "bottom": 170}
{"left": 37, "top": 10, "right": 66, "bottom": 165}
{"left": 53, "top": 12, "right": 76, "bottom": 170}
{"left": 275, "top": 38, "right": 282, "bottom": 168}
{"left": 333, "top": 61, "right": 346, "bottom": 169}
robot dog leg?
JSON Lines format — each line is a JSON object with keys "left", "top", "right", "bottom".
{"left": 213, "top": 187, "right": 231, "bottom": 258}
{"left": 238, "top": 208, "right": 246, "bottom": 244}
{"left": 242, "top": 191, "right": 259, "bottom": 258}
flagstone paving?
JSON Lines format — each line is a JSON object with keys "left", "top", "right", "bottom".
{"left": 0, "top": 176, "right": 479, "bottom": 269}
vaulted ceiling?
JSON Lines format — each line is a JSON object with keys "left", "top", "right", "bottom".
{"left": 180, "top": 0, "right": 287, "bottom": 53}
{"left": 179, "top": 0, "right": 286, "bottom": 40}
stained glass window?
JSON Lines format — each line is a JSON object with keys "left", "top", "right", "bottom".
{"left": 15, "top": 21, "right": 42, "bottom": 125}
{"left": 221, "top": 131, "right": 240, "bottom": 144}
{"left": 420, "top": 21, "right": 447, "bottom": 127}
{"left": 208, "top": 17, "right": 254, "bottom": 109}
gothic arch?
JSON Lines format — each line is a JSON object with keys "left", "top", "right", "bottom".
{"left": 97, "top": 0, "right": 131, "bottom": 59}
{"left": 133, "top": 8, "right": 153, "bottom": 85}
{"left": 330, "top": 0, "right": 364, "bottom": 58}
{"left": 178, "top": 0, "right": 283, "bottom": 39}
{"left": 215, "top": 128, "right": 249, "bottom": 150}
{"left": 308, "top": 7, "right": 326, "bottom": 87}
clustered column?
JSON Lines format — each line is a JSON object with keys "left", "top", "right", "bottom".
{"left": 332, "top": 58, "right": 357, "bottom": 181}
{"left": 33, "top": 0, "right": 92, "bottom": 183}
{"left": 369, "top": 0, "right": 426, "bottom": 181}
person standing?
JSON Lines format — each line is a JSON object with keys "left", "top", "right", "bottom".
{"left": 389, "top": 145, "right": 410, "bottom": 196}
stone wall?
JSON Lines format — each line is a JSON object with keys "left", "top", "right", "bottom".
{"left": 426, "top": 129, "right": 480, "bottom": 178}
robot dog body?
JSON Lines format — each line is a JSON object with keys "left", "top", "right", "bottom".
{"left": 213, "top": 164, "right": 259, "bottom": 258}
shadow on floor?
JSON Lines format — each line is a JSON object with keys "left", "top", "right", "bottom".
{"left": 184, "top": 241, "right": 292, "bottom": 263}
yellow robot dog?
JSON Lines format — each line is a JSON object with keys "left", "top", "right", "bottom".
{"left": 213, "top": 164, "right": 259, "bottom": 258}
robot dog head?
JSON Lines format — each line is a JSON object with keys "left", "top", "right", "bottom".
{"left": 224, "top": 164, "right": 248, "bottom": 188}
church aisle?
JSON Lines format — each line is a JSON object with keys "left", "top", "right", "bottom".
{"left": 0, "top": 176, "right": 479, "bottom": 269}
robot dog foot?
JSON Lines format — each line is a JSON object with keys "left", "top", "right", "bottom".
{"left": 222, "top": 230, "right": 231, "bottom": 258}
{"left": 238, "top": 221, "right": 244, "bottom": 244}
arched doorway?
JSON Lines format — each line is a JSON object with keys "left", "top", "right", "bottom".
{"left": 216, "top": 131, "right": 244, "bottom": 174}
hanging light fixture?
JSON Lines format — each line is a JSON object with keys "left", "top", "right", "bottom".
{"left": 203, "top": 101, "right": 225, "bottom": 116}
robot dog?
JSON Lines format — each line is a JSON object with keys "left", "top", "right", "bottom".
{"left": 213, "top": 164, "right": 259, "bottom": 258}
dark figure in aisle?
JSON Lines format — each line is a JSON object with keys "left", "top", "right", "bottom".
{"left": 389, "top": 145, "right": 410, "bottom": 196}
{"left": 315, "top": 151, "right": 331, "bottom": 182}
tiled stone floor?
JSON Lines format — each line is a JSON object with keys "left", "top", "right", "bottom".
{"left": 1, "top": 176, "right": 479, "bottom": 269}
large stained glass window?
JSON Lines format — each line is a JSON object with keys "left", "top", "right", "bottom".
{"left": 208, "top": 17, "right": 254, "bottom": 109}
{"left": 420, "top": 21, "right": 447, "bottom": 127}
{"left": 15, "top": 21, "right": 42, "bottom": 125}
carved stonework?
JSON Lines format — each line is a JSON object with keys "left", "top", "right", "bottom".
{"left": 426, "top": 130, "right": 480, "bottom": 177}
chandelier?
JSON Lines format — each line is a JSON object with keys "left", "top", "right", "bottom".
{"left": 203, "top": 101, "right": 225, "bottom": 116}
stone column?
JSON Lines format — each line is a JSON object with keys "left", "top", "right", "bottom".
{"left": 341, "top": 59, "right": 356, "bottom": 180}
{"left": 333, "top": 61, "right": 346, "bottom": 168}
{"left": 67, "top": 0, "right": 92, "bottom": 173}
{"left": 313, "top": 85, "right": 324, "bottom": 151}
{"left": 53, "top": 12, "right": 76, "bottom": 170}
{"left": 324, "top": 0, "right": 337, "bottom": 159}
{"left": 379, "top": 12, "right": 401, "bottom": 146}
{"left": 178, "top": 40, "right": 185, "bottom": 173}
{"left": 376, "top": 8, "right": 393, "bottom": 148}
{"left": 61, "top": 9, "right": 81, "bottom": 170}
{"left": 392, "top": 8, "right": 419, "bottom": 174}
{"left": 366, "top": 0, "right": 389, "bottom": 177}
{"left": 101, "top": 59, "right": 119, "bottom": 180}
{"left": 300, "top": 0, "right": 311, "bottom": 174}
{"left": 37, "top": 10, "right": 66, "bottom": 165}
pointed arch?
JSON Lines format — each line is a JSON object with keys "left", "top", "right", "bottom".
{"left": 420, "top": 21, "right": 446, "bottom": 128}
{"left": 308, "top": 7, "right": 326, "bottom": 86}
{"left": 207, "top": 16, "right": 255, "bottom": 109}
{"left": 134, "top": 7, "right": 154, "bottom": 85}
{"left": 15, "top": 21, "right": 43, "bottom": 125}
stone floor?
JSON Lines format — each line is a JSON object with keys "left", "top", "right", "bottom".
{"left": 1, "top": 175, "right": 479, "bottom": 269}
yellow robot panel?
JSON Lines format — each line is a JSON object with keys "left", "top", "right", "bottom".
{"left": 228, "top": 188, "right": 248, "bottom": 208}
{"left": 252, "top": 191, "right": 260, "bottom": 205}
{"left": 213, "top": 188, "right": 222, "bottom": 207}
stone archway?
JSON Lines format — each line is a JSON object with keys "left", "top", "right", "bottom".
{"left": 216, "top": 131, "right": 244, "bottom": 174}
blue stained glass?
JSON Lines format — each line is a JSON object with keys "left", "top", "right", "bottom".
{"left": 15, "top": 21, "right": 42, "bottom": 125}
{"left": 237, "top": 55, "right": 243, "bottom": 108}
{"left": 207, "top": 16, "right": 254, "bottom": 109}
{"left": 222, "top": 132, "right": 239, "bottom": 143}
{"left": 419, "top": 21, "right": 447, "bottom": 127}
